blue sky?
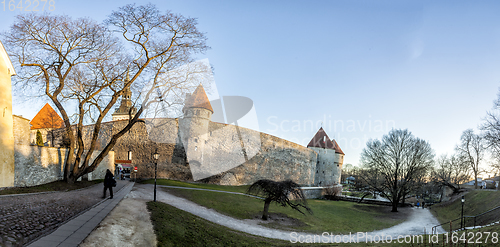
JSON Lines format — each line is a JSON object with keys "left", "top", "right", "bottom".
{"left": 2, "top": 0, "right": 500, "bottom": 168}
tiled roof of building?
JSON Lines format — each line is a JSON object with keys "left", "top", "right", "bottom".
{"left": 29, "top": 103, "right": 65, "bottom": 130}
{"left": 307, "top": 127, "right": 344, "bottom": 154}
{"left": 184, "top": 84, "right": 213, "bottom": 113}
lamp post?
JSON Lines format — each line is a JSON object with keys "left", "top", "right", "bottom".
{"left": 153, "top": 149, "right": 159, "bottom": 202}
{"left": 461, "top": 195, "right": 465, "bottom": 229}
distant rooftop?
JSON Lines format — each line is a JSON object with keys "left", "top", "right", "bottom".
{"left": 29, "top": 103, "right": 65, "bottom": 130}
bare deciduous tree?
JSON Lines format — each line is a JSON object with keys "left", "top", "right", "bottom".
{"left": 359, "top": 129, "right": 434, "bottom": 212}
{"left": 456, "top": 129, "right": 485, "bottom": 189}
{"left": 2, "top": 4, "right": 208, "bottom": 183}
{"left": 481, "top": 89, "right": 500, "bottom": 181}
{"left": 247, "top": 179, "right": 312, "bottom": 220}
{"left": 431, "top": 154, "right": 470, "bottom": 194}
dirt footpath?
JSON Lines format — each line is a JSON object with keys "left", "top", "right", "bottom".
{"left": 79, "top": 195, "right": 157, "bottom": 247}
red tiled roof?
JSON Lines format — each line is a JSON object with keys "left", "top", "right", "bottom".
{"left": 184, "top": 84, "right": 213, "bottom": 113}
{"left": 332, "top": 139, "right": 344, "bottom": 155}
{"left": 307, "top": 127, "right": 344, "bottom": 154}
{"left": 29, "top": 103, "right": 65, "bottom": 130}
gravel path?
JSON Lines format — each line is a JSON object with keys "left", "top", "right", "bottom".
{"left": 79, "top": 197, "right": 157, "bottom": 247}
{"left": 0, "top": 180, "right": 128, "bottom": 247}
{"left": 132, "top": 183, "right": 447, "bottom": 243}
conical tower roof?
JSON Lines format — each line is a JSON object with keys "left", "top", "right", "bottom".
{"left": 184, "top": 84, "right": 213, "bottom": 113}
{"left": 30, "top": 103, "right": 65, "bottom": 130}
{"left": 307, "top": 127, "right": 344, "bottom": 154}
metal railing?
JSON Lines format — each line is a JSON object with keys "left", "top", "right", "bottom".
{"left": 432, "top": 205, "right": 500, "bottom": 234}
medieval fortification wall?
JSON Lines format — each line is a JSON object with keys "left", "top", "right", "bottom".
{"left": 12, "top": 115, "right": 114, "bottom": 187}
{"left": 51, "top": 118, "right": 319, "bottom": 186}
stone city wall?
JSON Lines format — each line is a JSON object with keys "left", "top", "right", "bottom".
{"left": 13, "top": 116, "right": 114, "bottom": 187}
{"left": 50, "top": 118, "right": 318, "bottom": 186}
{"left": 14, "top": 145, "right": 115, "bottom": 187}
{"left": 207, "top": 122, "right": 318, "bottom": 186}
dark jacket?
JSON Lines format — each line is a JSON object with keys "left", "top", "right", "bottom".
{"left": 104, "top": 171, "right": 114, "bottom": 187}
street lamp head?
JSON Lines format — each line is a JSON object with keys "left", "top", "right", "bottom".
{"left": 461, "top": 195, "right": 465, "bottom": 203}
{"left": 153, "top": 149, "right": 159, "bottom": 161}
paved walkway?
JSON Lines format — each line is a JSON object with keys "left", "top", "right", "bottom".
{"left": 130, "top": 183, "right": 447, "bottom": 242}
{"left": 27, "top": 182, "right": 135, "bottom": 247}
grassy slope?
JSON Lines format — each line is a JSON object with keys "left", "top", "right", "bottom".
{"left": 141, "top": 179, "right": 249, "bottom": 193}
{"left": 430, "top": 190, "right": 500, "bottom": 227}
{"left": 0, "top": 179, "right": 104, "bottom": 195}
{"left": 147, "top": 201, "right": 411, "bottom": 247}
{"left": 147, "top": 201, "right": 296, "bottom": 247}
{"left": 143, "top": 179, "right": 407, "bottom": 234}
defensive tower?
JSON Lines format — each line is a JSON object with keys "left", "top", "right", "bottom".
{"left": 307, "top": 127, "right": 344, "bottom": 186}
{"left": 179, "top": 84, "right": 213, "bottom": 178}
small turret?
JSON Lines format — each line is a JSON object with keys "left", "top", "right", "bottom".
{"left": 182, "top": 84, "right": 213, "bottom": 119}
{"left": 112, "top": 70, "right": 137, "bottom": 121}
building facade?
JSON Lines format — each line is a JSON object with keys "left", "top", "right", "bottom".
{"left": 0, "top": 40, "right": 16, "bottom": 187}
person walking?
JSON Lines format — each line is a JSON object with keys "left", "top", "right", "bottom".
{"left": 103, "top": 169, "right": 115, "bottom": 199}
{"left": 422, "top": 201, "right": 425, "bottom": 209}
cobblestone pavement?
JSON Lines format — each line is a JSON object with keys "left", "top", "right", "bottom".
{"left": 0, "top": 180, "right": 128, "bottom": 247}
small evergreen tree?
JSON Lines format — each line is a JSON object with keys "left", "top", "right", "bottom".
{"left": 36, "top": 130, "right": 44, "bottom": 147}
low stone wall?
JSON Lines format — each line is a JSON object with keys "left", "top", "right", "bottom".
{"left": 301, "top": 187, "right": 325, "bottom": 199}
{"left": 14, "top": 145, "right": 114, "bottom": 187}
{"left": 335, "top": 195, "right": 412, "bottom": 207}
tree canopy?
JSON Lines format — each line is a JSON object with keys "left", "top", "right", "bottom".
{"left": 359, "top": 129, "right": 434, "bottom": 212}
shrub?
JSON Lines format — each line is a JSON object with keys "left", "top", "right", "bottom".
{"left": 323, "top": 184, "right": 342, "bottom": 200}
{"left": 36, "top": 130, "right": 44, "bottom": 147}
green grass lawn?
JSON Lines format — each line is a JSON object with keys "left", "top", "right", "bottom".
{"left": 147, "top": 201, "right": 297, "bottom": 247}
{"left": 0, "top": 179, "right": 104, "bottom": 195}
{"left": 343, "top": 192, "right": 375, "bottom": 199}
{"left": 140, "top": 178, "right": 250, "bottom": 193}
{"left": 430, "top": 190, "right": 500, "bottom": 231}
{"left": 147, "top": 201, "right": 443, "bottom": 247}
{"left": 144, "top": 179, "right": 408, "bottom": 234}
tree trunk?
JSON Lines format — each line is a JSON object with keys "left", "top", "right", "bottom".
{"left": 358, "top": 192, "right": 370, "bottom": 203}
{"left": 391, "top": 193, "right": 398, "bottom": 212}
{"left": 262, "top": 198, "right": 271, "bottom": 220}
{"left": 391, "top": 201, "right": 398, "bottom": 212}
